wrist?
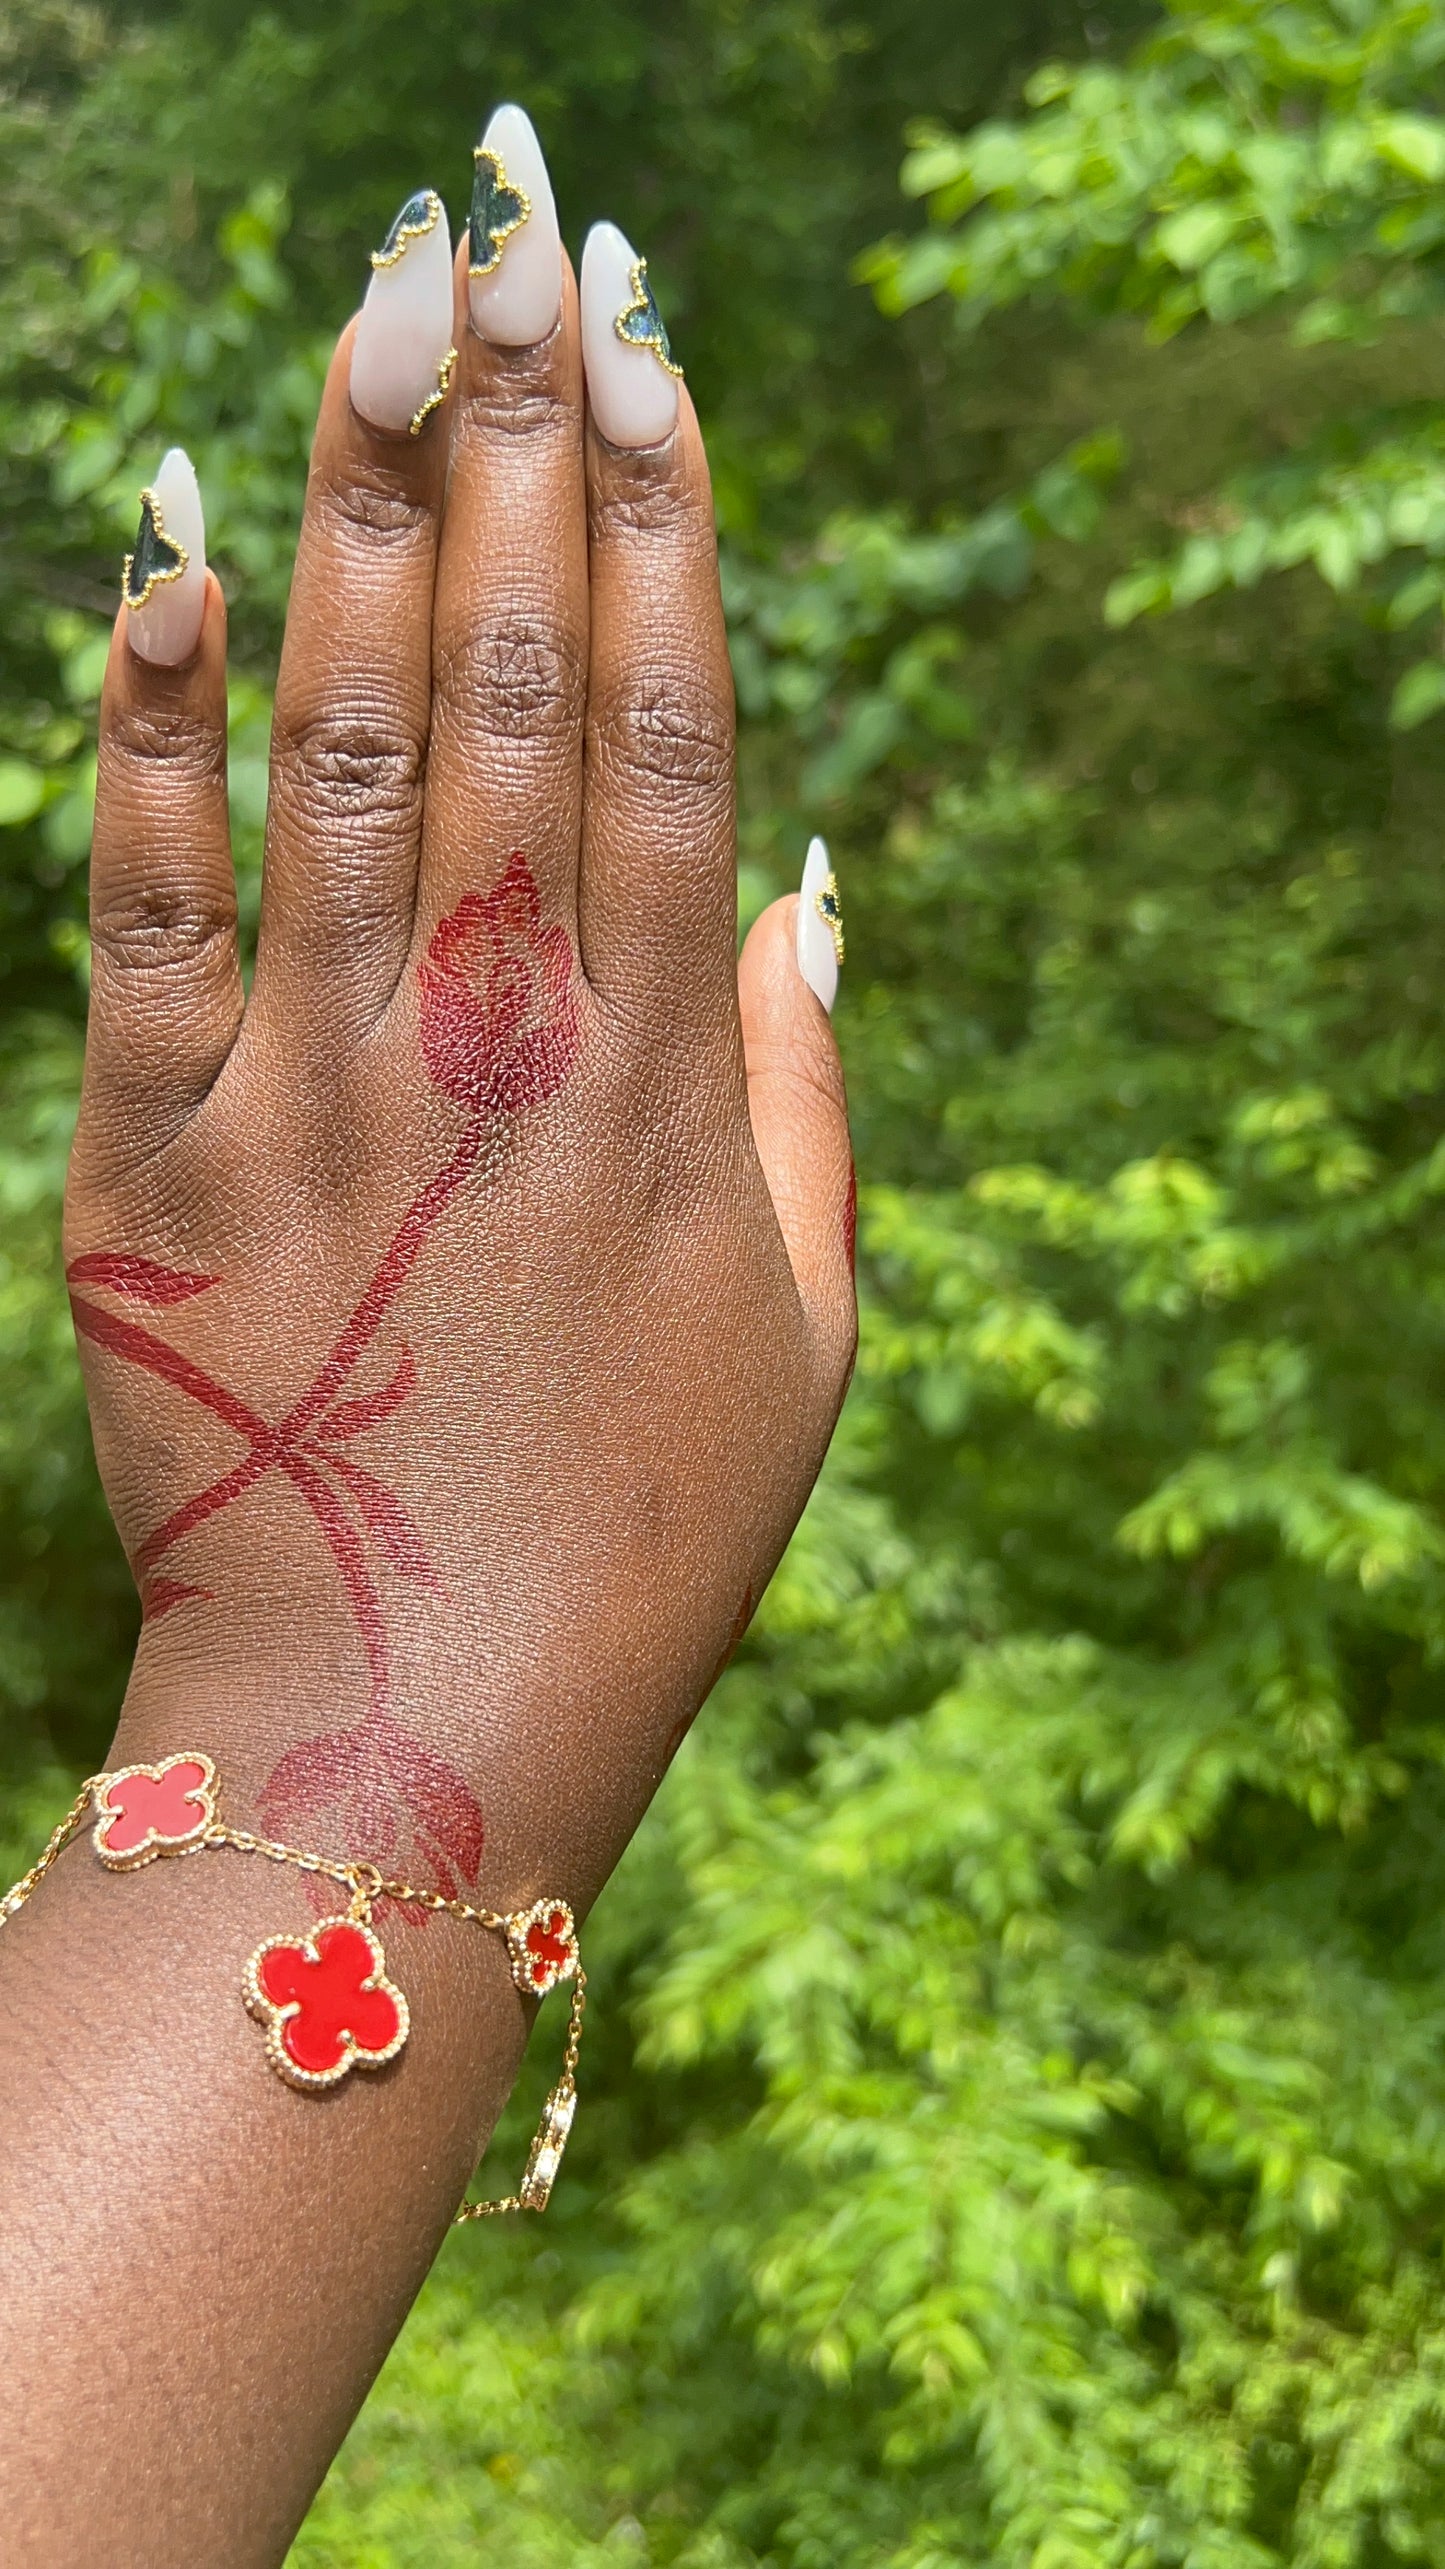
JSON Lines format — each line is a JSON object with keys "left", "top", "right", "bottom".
{"left": 98, "top": 1373, "right": 760, "bottom": 1912}
{"left": 108, "top": 1594, "right": 681, "bottom": 1931}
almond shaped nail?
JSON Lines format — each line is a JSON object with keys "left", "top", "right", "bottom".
{"left": 350, "top": 189, "right": 457, "bottom": 435}
{"left": 797, "top": 836, "right": 842, "bottom": 1012}
{"left": 580, "top": 220, "right": 681, "bottom": 449}
{"left": 469, "top": 104, "right": 562, "bottom": 347}
{"left": 124, "top": 447, "right": 206, "bottom": 667}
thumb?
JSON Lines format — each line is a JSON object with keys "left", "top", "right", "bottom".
{"left": 738, "top": 839, "right": 857, "bottom": 1380}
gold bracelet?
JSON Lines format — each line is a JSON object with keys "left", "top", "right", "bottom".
{"left": 0, "top": 1753, "right": 584, "bottom": 2221}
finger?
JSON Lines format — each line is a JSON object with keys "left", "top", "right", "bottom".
{"left": 85, "top": 456, "right": 241, "bottom": 1148}
{"left": 577, "top": 223, "right": 735, "bottom": 1018}
{"left": 254, "top": 190, "right": 455, "bottom": 1038}
{"left": 420, "top": 112, "right": 585, "bottom": 939}
{"left": 738, "top": 867, "right": 855, "bottom": 1373}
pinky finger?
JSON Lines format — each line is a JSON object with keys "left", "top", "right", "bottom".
{"left": 84, "top": 453, "right": 242, "bottom": 1144}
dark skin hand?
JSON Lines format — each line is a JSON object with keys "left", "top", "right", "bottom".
{"left": 0, "top": 220, "right": 853, "bottom": 2565}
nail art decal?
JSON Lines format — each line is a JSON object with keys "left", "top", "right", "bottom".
{"left": 797, "top": 836, "right": 842, "bottom": 1012}
{"left": 373, "top": 188, "right": 444, "bottom": 270}
{"left": 123, "top": 491, "right": 187, "bottom": 610}
{"left": 615, "top": 259, "right": 683, "bottom": 376}
{"left": 410, "top": 344, "right": 457, "bottom": 437}
{"left": 580, "top": 222, "right": 681, "bottom": 448}
{"left": 351, "top": 188, "right": 457, "bottom": 436}
{"left": 469, "top": 148, "right": 530, "bottom": 277}
{"left": 469, "top": 105, "right": 563, "bottom": 348}
{"left": 124, "top": 447, "right": 207, "bottom": 667}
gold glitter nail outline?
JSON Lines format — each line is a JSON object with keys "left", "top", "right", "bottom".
{"left": 614, "top": 257, "right": 683, "bottom": 378}
{"left": 468, "top": 147, "right": 532, "bottom": 278}
{"left": 372, "top": 188, "right": 444, "bottom": 271}
{"left": 409, "top": 343, "right": 457, "bottom": 436}
{"left": 122, "top": 489, "right": 189, "bottom": 612}
{"left": 814, "top": 871, "right": 844, "bottom": 966}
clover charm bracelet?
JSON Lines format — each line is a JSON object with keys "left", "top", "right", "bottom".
{"left": 0, "top": 1753, "right": 585, "bottom": 2221}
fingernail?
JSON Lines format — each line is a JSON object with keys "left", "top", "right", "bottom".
{"left": 468, "top": 103, "right": 561, "bottom": 347}
{"left": 797, "top": 836, "right": 843, "bottom": 1012}
{"left": 123, "top": 447, "right": 206, "bottom": 667}
{"left": 579, "top": 221, "right": 681, "bottom": 449}
{"left": 350, "top": 189, "right": 457, "bottom": 436}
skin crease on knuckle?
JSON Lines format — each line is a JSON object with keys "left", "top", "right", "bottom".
{"left": 103, "top": 693, "right": 228, "bottom": 778}
{"left": 313, "top": 459, "right": 438, "bottom": 549}
{"left": 454, "top": 376, "right": 575, "bottom": 445}
{"left": 89, "top": 877, "right": 237, "bottom": 980}
{"left": 431, "top": 609, "right": 585, "bottom": 746}
{"left": 269, "top": 707, "right": 428, "bottom": 840}
{"left": 589, "top": 679, "right": 735, "bottom": 807}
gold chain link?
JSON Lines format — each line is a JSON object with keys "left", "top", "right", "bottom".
{"left": 0, "top": 1776, "right": 582, "bottom": 2222}
{"left": 455, "top": 1967, "right": 587, "bottom": 2221}
{"left": 0, "top": 1779, "right": 104, "bottom": 1927}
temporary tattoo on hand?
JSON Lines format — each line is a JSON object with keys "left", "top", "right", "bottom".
{"left": 261, "top": 1712, "right": 486, "bottom": 1922}
{"left": 418, "top": 851, "right": 578, "bottom": 1116}
{"left": 69, "top": 857, "right": 580, "bottom": 1909}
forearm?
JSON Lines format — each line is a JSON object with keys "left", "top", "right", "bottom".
{"left": 0, "top": 1664, "right": 597, "bottom": 2567}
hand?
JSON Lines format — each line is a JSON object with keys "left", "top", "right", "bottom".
{"left": 69, "top": 169, "right": 855, "bottom": 1917}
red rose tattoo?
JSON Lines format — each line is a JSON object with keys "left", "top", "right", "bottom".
{"left": 419, "top": 851, "right": 579, "bottom": 1116}
{"left": 67, "top": 858, "right": 580, "bottom": 1911}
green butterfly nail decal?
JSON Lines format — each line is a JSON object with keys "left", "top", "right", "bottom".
{"left": 373, "top": 189, "right": 443, "bottom": 270}
{"left": 469, "top": 148, "right": 531, "bottom": 278}
{"left": 122, "top": 491, "right": 188, "bottom": 611}
{"left": 615, "top": 258, "right": 683, "bottom": 378}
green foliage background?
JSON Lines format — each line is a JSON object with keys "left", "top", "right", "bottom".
{"left": 7, "top": 0, "right": 1445, "bottom": 2558}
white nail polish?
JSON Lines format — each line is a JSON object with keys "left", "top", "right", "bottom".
{"left": 797, "top": 836, "right": 843, "bottom": 1012}
{"left": 350, "top": 190, "right": 457, "bottom": 436}
{"left": 579, "top": 220, "right": 681, "bottom": 449}
{"left": 468, "top": 104, "right": 561, "bottom": 347}
{"left": 124, "top": 447, "right": 206, "bottom": 667}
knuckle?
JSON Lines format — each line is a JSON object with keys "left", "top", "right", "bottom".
{"left": 103, "top": 696, "right": 225, "bottom": 785}
{"left": 434, "top": 610, "right": 584, "bottom": 746}
{"left": 588, "top": 469, "right": 699, "bottom": 546}
{"left": 91, "top": 872, "right": 235, "bottom": 977}
{"left": 271, "top": 707, "right": 426, "bottom": 840}
{"left": 591, "top": 671, "right": 734, "bottom": 799}
{"left": 315, "top": 465, "right": 433, "bottom": 549}
{"left": 454, "top": 378, "right": 575, "bottom": 445}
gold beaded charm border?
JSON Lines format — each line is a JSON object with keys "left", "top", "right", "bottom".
{"left": 410, "top": 344, "right": 457, "bottom": 437}
{"left": 0, "top": 1755, "right": 585, "bottom": 2221}
{"left": 93, "top": 1751, "right": 217, "bottom": 1868}
{"left": 814, "top": 870, "right": 844, "bottom": 965}
{"left": 372, "top": 188, "right": 444, "bottom": 269}
{"left": 122, "top": 490, "right": 189, "bottom": 611}
{"left": 244, "top": 1915, "right": 411, "bottom": 2092}
{"left": 615, "top": 258, "right": 684, "bottom": 378}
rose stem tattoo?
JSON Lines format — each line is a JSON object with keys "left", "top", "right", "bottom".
{"left": 69, "top": 859, "right": 580, "bottom": 1909}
